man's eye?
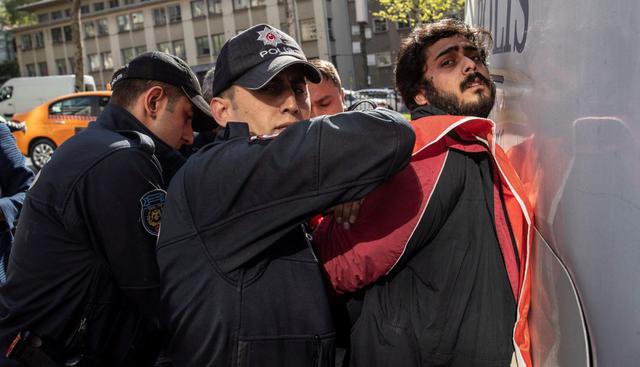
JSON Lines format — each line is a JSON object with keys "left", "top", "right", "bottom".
{"left": 261, "top": 83, "right": 280, "bottom": 93}
{"left": 441, "top": 60, "right": 454, "bottom": 67}
{"left": 294, "top": 86, "right": 307, "bottom": 95}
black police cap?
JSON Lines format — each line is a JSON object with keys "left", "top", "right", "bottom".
{"left": 110, "top": 51, "right": 216, "bottom": 132}
{"left": 210, "top": 24, "right": 321, "bottom": 97}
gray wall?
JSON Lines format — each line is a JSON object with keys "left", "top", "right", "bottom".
{"left": 467, "top": 0, "right": 640, "bottom": 365}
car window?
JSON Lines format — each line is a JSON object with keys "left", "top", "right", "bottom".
{"left": 49, "top": 96, "right": 94, "bottom": 116}
{"left": 0, "top": 86, "right": 13, "bottom": 101}
{"left": 97, "top": 96, "right": 110, "bottom": 115}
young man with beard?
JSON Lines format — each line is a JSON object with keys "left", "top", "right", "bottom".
{"left": 314, "top": 19, "right": 534, "bottom": 367}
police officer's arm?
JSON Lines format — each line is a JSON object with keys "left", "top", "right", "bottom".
{"left": 172, "top": 108, "right": 415, "bottom": 273}
{"left": 314, "top": 148, "right": 466, "bottom": 294}
{"left": 252, "top": 108, "right": 416, "bottom": 205}
{"left": 0, "top": 123, "right": 34, "bottom": 228}
{"left": 77, "top": 148, "right": 164, "bottom": 317}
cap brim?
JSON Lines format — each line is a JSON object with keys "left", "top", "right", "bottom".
{"left": 234, "top": 55, "right": 322, "bottom": 90}
{"left": 181, "top": 86, "right": 217, "bottom": 132}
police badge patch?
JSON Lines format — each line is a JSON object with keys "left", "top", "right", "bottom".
{"left": 140, "top": 189, "right": 167, "bottom": 236}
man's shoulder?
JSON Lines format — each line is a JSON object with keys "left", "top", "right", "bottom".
{"left": 78, "top": 124, "right": 155, "bottom": 153}
{"left": 51, "top": 126, "right": 156, "bottom": 169}
{"left": 30, "top": 128, "right": 158, "bottom": 203}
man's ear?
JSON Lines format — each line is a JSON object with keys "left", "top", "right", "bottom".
{"left": 210, "top": 96, "right": 231, "bottom": 127}
{"left": 143, "top": 86, "right": 165, "bottom": 118}
{"left": 413, "top": 88, "right": 429, "bottom": 107}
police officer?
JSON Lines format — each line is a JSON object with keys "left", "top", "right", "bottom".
{"left": 156, "top": 24, "right": 415, "bottom": 367}
{"left": 0, "top": 51, "right": 215, "bottom": 366}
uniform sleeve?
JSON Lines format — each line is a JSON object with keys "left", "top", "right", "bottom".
{"left": 77, "top": 148, "right": 164, "bottom": 317}
{"left": 163, "top": 108, "right": 415, "bottom": 274}
{"left": 0, "top": 124, "right": 34, "bottom": 232}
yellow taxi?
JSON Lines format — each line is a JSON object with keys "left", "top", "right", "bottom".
{"left": 11, "top": 91, "right": 111, "bottom": 169}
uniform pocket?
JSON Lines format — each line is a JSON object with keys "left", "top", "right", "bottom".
{"left": 236, "top": 334, "right": 335, "bottom": 367}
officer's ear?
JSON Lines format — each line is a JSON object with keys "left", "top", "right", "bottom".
{"left": 210, "top": 87, "right": 235, "bottom": 127}
{"left": 143, "top": 86, "right": 165, "bottom": 119}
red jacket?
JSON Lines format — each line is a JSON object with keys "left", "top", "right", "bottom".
{"left": 315, "top": 114, "right": 534, "bottom": 366}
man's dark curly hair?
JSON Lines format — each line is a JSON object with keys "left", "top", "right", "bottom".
{"left": 395, "top": 18, "right": 493, "bottom": 111}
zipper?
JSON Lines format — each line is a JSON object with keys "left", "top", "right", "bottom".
{"left": 301, "top": 224, "right": 319, "bottom": 262}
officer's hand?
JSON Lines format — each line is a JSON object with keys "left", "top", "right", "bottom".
{"left": 329, "top": 199, "right": 364, "bottom": 230}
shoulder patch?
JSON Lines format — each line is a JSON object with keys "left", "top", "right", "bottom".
{"left": 140, "top": 189, "right": 167, "bottom": 236}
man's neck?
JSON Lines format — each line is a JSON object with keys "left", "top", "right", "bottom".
{"left": 410, "top": 105, "right": 449, "bottom": 120}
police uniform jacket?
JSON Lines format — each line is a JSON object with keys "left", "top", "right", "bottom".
{"left": 0, "top": 104, "right": 185, "bottom": 366}
{"left": 157, "top": 109, "right": 415, "bottom": 367}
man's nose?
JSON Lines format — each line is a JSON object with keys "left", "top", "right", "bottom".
{"left": 310, "top": 104, "right": 319, "bottom": 117}
{"left": 281, "top": 88, "right": 300, "bottom": 115}
{"left": 461, "top": 56, "right": 478, "bottom": 74}
{"left": 184, "top": 123, "right": 194, "bottom": 145}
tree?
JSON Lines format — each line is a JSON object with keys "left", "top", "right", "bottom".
{"left": 372, "top": 0, "right": 465, "bottom": 28}
{"left": 0, "top": 0, "right": 36, "bottom": 26}
{"left": 70, "top": 0, "right": 84, "bottom": 91}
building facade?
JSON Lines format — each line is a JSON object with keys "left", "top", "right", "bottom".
{"left": 13, "top": 0, "right": 406, "bottom": 90}
{"left": 329, "top": 0, "right": 411, "bottom": 90}
{"left": 13, "top": 0, "right": 332, "bottom": 89}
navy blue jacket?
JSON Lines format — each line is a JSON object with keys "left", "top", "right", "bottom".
{"left": 0, "top": 104, "right": 184, "bottom": 366}
{"left": 157, "top": 109, "right": 415, "bottom": 367}
{"left": 0, "top": 123, "right": 34, "bottom": 283}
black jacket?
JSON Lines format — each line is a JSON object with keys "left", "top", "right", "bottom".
{"left": 157, "top": 109, "right": 415, "bottom": 367}
{"left": 0, "top": 104, "right": 185, "bottom": 366}
{"left": 344, "top": 106, "right": 517, "bottom": 367}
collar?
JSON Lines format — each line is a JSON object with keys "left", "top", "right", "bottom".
{"left": 91, "top": 104, "right": 186, "bottom": 184}
{"left": 218, "top": 122, "right": 251, "bottom": 140}
{"left": 410, "top": 105, "right": 448, "bottom": 120}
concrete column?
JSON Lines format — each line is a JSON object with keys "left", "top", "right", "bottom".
{"left": 43, "top": 30, "right": 56, "bottom": 74}
{"left": 331, "top": 0, "right": 355, "bottom": 89}
{"left": 108, "top": 17, "right": 122, "bottom": 67}
{"left": 312, "top": 0, "right": 330, "bottom": 60}
{"left": 221, "top": 0, "right": 236, "bottom": 39}
{"left": 16, "top": 48, "right": 24, "bottom": 76}
{"left": 182, "top": 0, "right": 198, "bottom": 65}
{"left": 265, "top": 0, "right": 280, "bottom": 27}
{"left": 143, "top": 7, "right": 157, "bottom": 52}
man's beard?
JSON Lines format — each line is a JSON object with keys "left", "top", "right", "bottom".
{"left": 423, "top": 72, "right": 496, "bottom": 118}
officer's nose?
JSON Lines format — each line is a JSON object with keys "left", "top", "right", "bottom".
{"left": 281, "top": 88, "right": 300, "bottom": 117}
{"left": 183, "top": 122, "right": 194, "bottom": 145}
